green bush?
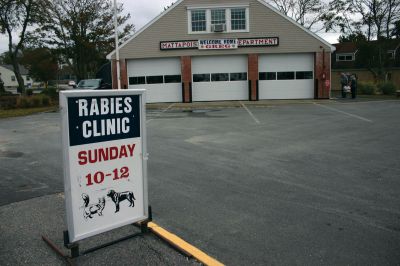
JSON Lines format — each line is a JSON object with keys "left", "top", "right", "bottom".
{"left": 31, "top": 96, "right": 42, "bottom": 107}
{"left": 26, "top": 89, "right": 33, "bottom": 96}
{"left": 1, "top": 95, "right": 53, "bottom": 109}
{"left": 17, "top": 97, "right": 31, "bottom": 108}
{"left": 41, "top": 95, "right": 50, "bottom": 106}
{"left": 41, "top": 87, "right": 58, "bottom": 100}
{"left": 0, "top": 88, "right": 12, "bottom": 96}
{"left": 377, "top": 82, "right": 397, "bottom": 95}
{"left": 358, "top": 82, "right": 376, "bottom": 95}
{"left": 0, "top": 95, "right": 18, "bottom": 109}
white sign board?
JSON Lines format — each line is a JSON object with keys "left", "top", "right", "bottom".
{"left": 159, "top": 37, "right": 279, "bottom": 50}
{"left": 198, "top": 39, "right": 238, "bottom": 49}
{"left": 60, "top": 89, "right": 148, "bottom": 242}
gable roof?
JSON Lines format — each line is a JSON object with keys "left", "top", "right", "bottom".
{"left": 333, "top": 42, "right": 358, "bottom": 53}
{"left": 107, "top": 0, "right": 335, "bottom": 59}
{"left": 333, "top": 39, "right": 400, "bottom": 53}
{"left": 0, "top": 64, "right": 29, "bottom": 75}
{"left": 256, "top": 0, "right": 335, "bottom": 51}
{"left": 107, "top": 0, "right": 185, "bottom": 59}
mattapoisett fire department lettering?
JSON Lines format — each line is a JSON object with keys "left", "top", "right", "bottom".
{"left": 77, "top": 97, "right": 133, "bottom": 139}
{"left": 78, "top": 143, "right": 136, "bottom": 165}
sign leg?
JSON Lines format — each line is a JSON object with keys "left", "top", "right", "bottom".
{"left": 63, "top": 230, "right": 80, "bottom": 258}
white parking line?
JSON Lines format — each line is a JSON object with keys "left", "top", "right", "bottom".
{"left": 146, "top": 103, "right": 175, "bottom": 123}
{"left": 314, "top": 103, "right": 373, "bottom": 123}
{"left": 240, "top": 101, "right": 260, "bottom": 124}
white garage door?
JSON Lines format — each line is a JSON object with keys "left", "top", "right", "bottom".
{"left": 192, "top": 55, "right": 248, "bottom": 101}
{"left": 127, "top": 58, "right": 182, "bottom": 103}
{"left": 259, "top": 53, "right": 314, "bottom": 99}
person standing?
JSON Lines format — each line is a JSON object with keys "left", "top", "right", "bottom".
{"left": 350, "top": 74, "right": 357, "bottom": 99}
{"left": 0, "top": 73, "right": 5, "bottom": 94}
{"left": 340, "top": 72, "right": 349, "bottom": 98}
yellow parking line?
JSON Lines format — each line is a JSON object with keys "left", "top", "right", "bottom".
{"left": 147, "top": 222, "right": 224, "bottom": 266}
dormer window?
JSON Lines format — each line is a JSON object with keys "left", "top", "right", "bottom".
{"left": 211, "top": 9, "right": 226, "bottom": 25}
{"left": 188, "top": 5, "right": 249, "bottom": 34}
{"left": 336, "top": 53, "right": 355, "bottom": 61}
{"left": 231, "top": 8, "right": 246, "bottom": 30}
{"left": 191, "top": 10, "right": 206, "bottom": 32}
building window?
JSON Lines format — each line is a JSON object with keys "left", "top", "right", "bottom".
{"left": 164, "top": 75, "right": 181, "bottom": 83}
{"left": 193, "top": 74, "right": 210, "bottom": 82}
{"left": 387, "top": 50, "right": 395, "bottom": 59}
{"left": 259, "top": 72, "right": 276, "bottom": 80}
{"left": 211, "top": 73, "right": 229, "bottom": 82}
{"left": 230, "top": 72, "right": 247, "bottom": 81}
{"left": 146, "top": 76, "right": 164, "bottom": 84}
{"left": 231, "top": 8, "right": 246, "bottom": 30}
{"left": 211, "top": 9, "right": 226, "bottom": 25}
{"left": 188, "top": 6, "right": 249, "bottom": 34}
{"left": 337, "top": 54, "right": 354, "bottom": 61}
{"left": 129, "top": 76, "right": 145, "bottom": 85}
{"left": 295, "top": 71, "right": 313, "bottom": 79}
{"left": 11, "top": 75, "right": 16, "bottom": 81}
{"left": 277, "top": 72, "right": 295, "bottom": 80}
{"left": 191, "top": 10, "right": 206, "bottom": 32}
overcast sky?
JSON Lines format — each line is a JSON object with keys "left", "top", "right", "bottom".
{"left": 0, "top": 0, "right": 339, "bottom": 54}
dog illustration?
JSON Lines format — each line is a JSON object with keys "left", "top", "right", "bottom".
{"left": 82, "top": 193, "right": 106, "bottom": 219}
{"left": 107, "top": 190, "right": 135, "bottom": 213}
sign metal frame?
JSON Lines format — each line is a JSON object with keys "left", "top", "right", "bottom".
{"left": 60, "top": 89, "right": 148, "bottom": 243}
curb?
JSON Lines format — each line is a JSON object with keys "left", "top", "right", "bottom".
{"left": 148, "top": 222, "right": 224, "bottom": 266}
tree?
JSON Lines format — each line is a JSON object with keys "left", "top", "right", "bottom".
{"left": 392, "top": 20, "right": 400, "bottom": 38}
{"left": 33, "top": 0, "right": 134, "bottom": 81}
{"left": 338, "top": 32, "right": 368, "bottom": 43}
{"left": 0, "top": 0, "right": 44, "bottom": 93}
{"left": 384, "top": 0, "right": 400, "bottom": 38}
{"left": 20, "top": 47, "right": 58, "bottom": 87}
{"left": 354, "top": 40, "right": 399, "bottom": 81}
{"left": 266, "top": 0, "right": 329, "bottom": 31}
{"left": 0, "top": 51, "right": 13, "bottom": 64}
{"left": 326, "top": 0, "right": 400, "bottom": 40}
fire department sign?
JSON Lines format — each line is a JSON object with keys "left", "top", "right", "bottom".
{"left": 160, "top": 37, "right": 279, "bottom": 50}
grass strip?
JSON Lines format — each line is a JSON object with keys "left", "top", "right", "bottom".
{"left": 0, "top": 106, "right": 59, "bottom": 119}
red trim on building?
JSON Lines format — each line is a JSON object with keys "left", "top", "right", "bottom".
{"left": 181, "top": 56, "right": 192, "bottom": 102}
{"left": 248, "top": 54, "right": 259, "bottom": 101}
{"left": 314, "top": 52, "right": 331, "bottom": 99}
{"left": 111, "top": 59, "right": 128, "bottom": 90}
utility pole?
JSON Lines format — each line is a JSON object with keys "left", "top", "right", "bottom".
{"left": 113, "top": 0, "right": 121, "bottom": 90}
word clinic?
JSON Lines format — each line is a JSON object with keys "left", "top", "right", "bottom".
{"left": 82, "top": 118, "right": 130, "bottom": 138}
{"left": 77, "top": 97, "right": 134, "bottom": 138}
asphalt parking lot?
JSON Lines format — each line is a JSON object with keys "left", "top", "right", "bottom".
{"left": 1, "top": 99, "right": 400, "bottom": 265}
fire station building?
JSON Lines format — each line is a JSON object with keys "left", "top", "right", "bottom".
{"left": 107, "top": 0, "right": 334, "bottom": 103}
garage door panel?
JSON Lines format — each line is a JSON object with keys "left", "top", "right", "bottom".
{"left": 192, "top": 56, "right": 247, "bottom": 73}
{"left": 259, "top": 80, "right": 314, "bottom": 99}
{"left": 192, "top": 55, "right": 248, "bottom": 101}
{"left": 259, "top": 53, "right": 314, "bottom": 99}
{"left": 127, "top": 58, "right": 182, "bottom": 103}
{"left": 192, "top": 81, "right": 248, "bottom": 101}
{"left": 129, "top": 84, "right": 182, "bottom": 103}
{"left": 128, "top": 58, "right": 180, "bottom": 75}
{"left": 259, "top": 54, "right": 314, "bottom": 71}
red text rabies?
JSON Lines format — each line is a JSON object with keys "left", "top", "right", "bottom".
{"left": 78, "top": 143, "right": 136, "bottom": 165}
